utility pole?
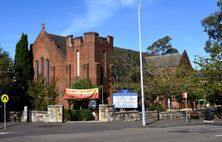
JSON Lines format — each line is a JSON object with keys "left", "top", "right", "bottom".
{"left": 138, "top": 0, "right": 146, "bottom": 126}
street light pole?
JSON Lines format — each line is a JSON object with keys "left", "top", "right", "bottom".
{"left": 138, "top": 0, "right": 146, "bottom": 126}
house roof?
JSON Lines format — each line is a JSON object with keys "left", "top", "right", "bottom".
{"left": 48, "top": 33, "right": 67, "bottom": 56}
{"left": 145, "top": 53, "right": 183, "bottom": 68}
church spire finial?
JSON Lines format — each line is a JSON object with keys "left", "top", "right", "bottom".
{"left": 41, "top": 22, "right": 45, "bottom": 31}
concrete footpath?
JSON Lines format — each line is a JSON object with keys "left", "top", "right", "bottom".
{"left": 1, "top": 119, "right": 222, "bottom": 131}
{"left": 146, "top": 119, "right": 222, "bottom": 128}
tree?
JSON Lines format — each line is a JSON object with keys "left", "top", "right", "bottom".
{"left": 70, "top": 79, "right": 95, "bottom": 89}
{"left": 70, "top": 79, "right": 96, "bottom": 109}
{"left": 111, "top": 48, "right": 140, "bottom": 92}
{"left": 0, "top": 47, "right": 19, "bottom": 110}
{"left": 144, "top": 59, "right": 201, "bottom": 110}
{"left": 202, "top": 0, "right": 222, "bottom": 60}
{"left": 195, "top": 0, "right": 222, "bottom": 105}
{"left": 147, "top": 36, "right": 179, "bottom": 55}
{"left": 14, "top": 33, "right": 34, "bottom": 109}
{"left": 28, "top": 78, "right": 59, "bottom": 111}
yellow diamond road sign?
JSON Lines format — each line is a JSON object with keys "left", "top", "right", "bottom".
{"left": 1, "top": 94, "right": 9, "bottom": 103}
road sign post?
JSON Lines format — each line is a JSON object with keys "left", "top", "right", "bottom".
{"left": 1, "top": 94, "right": 9, "bottom": 130}
{"left": 4, "top": 103, "right": 6, "bottom": 130}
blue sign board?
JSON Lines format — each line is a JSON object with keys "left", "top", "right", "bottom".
{"left": 112, "top": 89, "right": 138, "bottom": 108}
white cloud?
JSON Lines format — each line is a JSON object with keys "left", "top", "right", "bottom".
{"left": 120, "top": 0, "right": 138, "bottom": 7}
{"left": 62, "top": 0, "right": 138, "bottom": 35}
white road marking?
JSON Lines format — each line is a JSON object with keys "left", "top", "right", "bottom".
{"left": 0, "top": 132, "right": 10, "bottom": 135}
{"left": 0, "top": 132, "right": 21, "bottom": 135}
{"left": 215, "top": 134, "right": 222, "bottom": 137}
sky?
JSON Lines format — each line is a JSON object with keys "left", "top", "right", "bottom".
{"left": 0, "top": 0, "right": 219, "bottom": 67}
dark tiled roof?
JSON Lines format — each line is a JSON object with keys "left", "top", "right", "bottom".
{"left": 48, "top": 34, "right": 67, "bottom": 56}
{"left": 145, "top": 54, "right": 182, "bottom": 68}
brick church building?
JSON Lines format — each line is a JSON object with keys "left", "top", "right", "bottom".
{"left": 32, "top": 25, "right": 113, "bottom": 108}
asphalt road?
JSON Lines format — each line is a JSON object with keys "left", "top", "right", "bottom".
{"left": 0, "top": 121, "right": 222, "bottom": 142}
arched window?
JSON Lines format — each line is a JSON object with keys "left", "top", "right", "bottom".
{"left": 76, "top": 50, "right": 80, "bottom": 76}
{"left": 46, "top": 59, "right": 50, "bottom": 82}
{"left": 41, "top": 57, "right": 44, "bottom": 77}
{"left": 35, "top": 60, "right": 39, "bottom": 79}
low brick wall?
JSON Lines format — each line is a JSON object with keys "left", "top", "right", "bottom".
{"left": 30, "top": 111, "right": 48, "bottom": 122}
{"left": 29, "top": 105, "right": 63, "bottom": 122}
{"left": 99, "top": 105, "right": 197, "bottom": 122}
{"left": 9, "top": 111, "right": 23, "bottom": 122}
{"left": 115, "top": 111, "right": 141, "bottom": 121}
{"left": 144, "top": 111, "right": 158, "bottom": 121}
{"left": 8, "top": 105, "right": 63, "bottom": 122}
{"left": 159, "top": 111, "right": 186, "bottom": 120}
{"left": 99, "top": 105, "right": 141, "bottom": 122}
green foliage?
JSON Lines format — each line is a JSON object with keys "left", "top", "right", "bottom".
{"left": 144, "top": 59, "right": 201, "bottom": 109}
{"left": 80, "top": 109, "right": 94, "bottom": 121}
{"left": 28, "top": 78, "right": 59, "bottom": 111}
{"left": 64, "top": 109, "right": 94, "bottom": 121}
{"left": 0, "top": 47, "right": 13, "bottom": 91}
{"left": 149, "top": 103, "right": 164, "bottom": 112}
{"left": 14, "top": 33, "right": 34, "bottom": 108}
{"left": 64, "top": 109, "right": 72, "bottom": 121}
{"left": 147, "top": 36, "right": 179, "bottom": 55}
{"left": 201, "top": 0, "right": 222, "bottom": 60}
{"left": 14, "top": 33, "right": 33, "bottom": 81}
{"left": 71, "top": 79, "right": 95, "bottom": 89}
{"left": 195, "top": 0, "right": 222, "bottom": 105}
{"left": 0, "top": 47, "right": 18, "bottom": 110}
{"left": 64, "top": 109, "right": 80, "bottom": 121}
{"left": 111, "top": 47, "right": 140, "bottom": 92}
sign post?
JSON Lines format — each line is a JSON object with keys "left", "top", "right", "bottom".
{"left": 1, "top": 94, "right": 9, "bottom": 130}
{"left": 182, "top": 92, "right": 188, "bottom": 124}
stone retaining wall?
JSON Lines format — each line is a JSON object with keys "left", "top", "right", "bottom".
{"left": 30, "top": 111, "right": 48, "bottom": 122}
{"left": 29, "top": 105, "right": 63, "bottom": 122}
{"left": 9, "top": 111, "right": 23, "bottom": 122}
{"left": 99, "top": 105, "right": 198, "bottom": 122}
{"left": 8, "top": 105, "right": 63, "bottom": 122}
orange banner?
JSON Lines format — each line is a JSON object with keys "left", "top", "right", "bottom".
{"left": 64, "top": 88, "right": 99, "bottom": 99}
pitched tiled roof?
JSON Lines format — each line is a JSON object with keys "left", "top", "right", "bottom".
{"left": 48, "top": 33, "right": 67, "bottom": 56}
{"left": 145, "top": 54, "right": 182, "bottom": 68}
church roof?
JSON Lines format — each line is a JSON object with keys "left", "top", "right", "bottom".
{"left": 145, "top": 53, "right": 184, "bottom": 68}
{"left": 48, "top": 33, "right": 67, "bottom": 56}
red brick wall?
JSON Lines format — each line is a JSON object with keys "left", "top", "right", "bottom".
{"left": 32, "top": 30, "right": 113, "bottom": 109}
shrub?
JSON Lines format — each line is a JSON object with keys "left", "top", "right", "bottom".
{"left": 70, "top": 110, "right": 80, "bottom": 121}
{"left": 63, "top": 109, "right": 94, "bottom": 121}
{"left": 149, "top": 103, "right": 164, "bottom": 112}
{"left": 80, "top": 109, "right": 94, "bottom": 121}
{"left": 64, "top": 109, "right": 71, "bottom": 121}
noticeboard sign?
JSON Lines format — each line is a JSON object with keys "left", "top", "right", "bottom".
{"left": 112, "top": 89, "right": 138, "bottom": 108}
{"left": 88, "top": 100, "right": 97, "bottom": 109}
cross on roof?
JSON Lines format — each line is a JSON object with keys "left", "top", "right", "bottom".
{"left": 42, "top": 22, "right": 45, "bottom": 31}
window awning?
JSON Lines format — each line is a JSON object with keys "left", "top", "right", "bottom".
{"left": 64, "top": 88, "right": 99, "bottom": 99}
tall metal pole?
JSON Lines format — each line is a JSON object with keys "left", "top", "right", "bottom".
{"left": 4, "top": 103, "right": 6, "bottom": 130}
{"left": 138, "top": 0, "right": 146, "bottom": 126}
